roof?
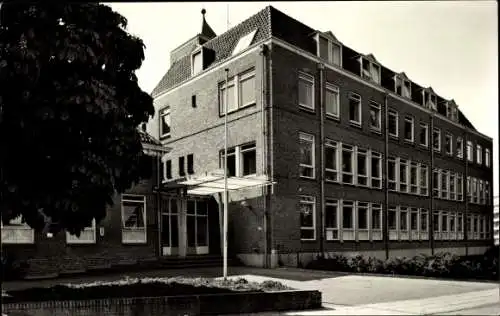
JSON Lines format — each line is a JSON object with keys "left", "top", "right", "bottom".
{"left": 138, "top": 129, "right": 171, "bottom": 156}
{"left": 200, "top": 9, "right": 217, "bottom": 40}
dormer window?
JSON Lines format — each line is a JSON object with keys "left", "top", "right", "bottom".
{"left": 191, "top": 49, "right": 203, "bottom": 75}
{"left": 317, "top": 33, "right": 342, "bottom": 66}
{"left": 446, "top": 101, "right": 459, "bottom": 122}
{"left": 394, "top": 75, "right": 411, "bottom": 98}
{"left": 423, "top": 89, "right": 437, "bottom": 110}
{"left": 359, "top": 56, "right": 380, "bottom": 84}
{"left": 232, "top": 29, "right": 257, "bottom": 56}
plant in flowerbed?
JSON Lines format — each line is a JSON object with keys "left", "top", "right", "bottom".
{"left": 306, "top": 251, "right": 498, "bottom": 280}
{"left": 2, "top": 276, "right": 292, "bottom": 303}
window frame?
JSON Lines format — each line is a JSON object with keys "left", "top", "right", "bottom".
{"left": 66, "top": 219, "right": 97, "bottom": 244}
{"left": 299, "top": 195, "right": 316, "bottom": 241}
{"left": 394, "top": 75, "right": 412, "bottom": 98}
{"left": 1, "top": 215, "right": 35, "bottom": 244}
{"left": 325, "top": 139, "right": 339, "bottom": 182}
{"left": 356, "top": 148, "right": 369, "bottom": 187}
{"left": 445, "top": 133, "right": 453, "bottom": 156}
{"left": 419, "top": 122, "right": 429, "bottom": 147}
{"left": 432, "top": 127, "right": 441, "bottom": 152}
{"left": 325, "top": 83, "right": 340, "bottom": 119}
{"left": 419, "top": 164, "right": 429, "bottom": 196}
{"left": 476, "top": 144, "right": 483, "bottom": 165}
{"left": 121, "top": 194, "right": 147, "bottom": 244}
{"left": 219, "top": 69, "right": 256, "bottom": 115}
{"left": 369, "top": 101, "right": 382, "bottom": 132}
{"left": 466, "top": 141, "right": 474, "bottom": 162}
{"left": 388, "top": 110, "right": 399, "bottom": 138}
{"left": 325, "top": 199, "right": 339, "bottom": 240}
{"left": 370, "top": 151, "right": 382, "bottom": 189}
{"left": 403, "top": 116, "right": 414, "bottom": 143}
{"left": 232, "top": 29, "right": 257, "bottom": 56}
{"left": 485, "top": 148, "right": 490, "bottom": 167}
{"left": 299, "top": 132, "right": 315, "bottom": 179}
{"left": 398, "top": 158, "right": 409, "bottom": 193}
{"left": 341, "top": 144, "right": 355, "bottom": 184}
{"left": 159, "top": 107, "right": 171, "bottom": 139}
{"left": 348, "top": 92, "right": 362, "bottom": 126}
{"left": 316, "top": 33, "right": 343, "bottom": 67}
{"left": 456, "top": 136, "right": 464, "bottom": 159}
{"left": 360, "top": 57, "right": 381, "bottom": 84}
{"left": 191, "top": 49, "right": 203, "bottom": 76}
{"left": 298, "top": 72, "right": 315, "bottom": 111}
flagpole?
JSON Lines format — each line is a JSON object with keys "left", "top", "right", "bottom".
{"left": 223, "top": 68, "right": 229, "bottom": 279}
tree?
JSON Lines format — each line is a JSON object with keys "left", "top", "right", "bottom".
{"left": 0, "top": 3, "right": 155, "bottom": 236}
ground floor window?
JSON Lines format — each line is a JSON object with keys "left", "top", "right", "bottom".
{"left": 187, "top": 200, "right": 209, "bottom": 248}
{"left": 161, "top": 198, "right": 179, "bottom": 248}
{"left": 299, "top": 196, "right": 316, "bottom": 240}
{"left": 1, "top": 215, "right": 35, "bottom": 244}
{"left": 66, "top": 219, "right": 97, "bottom": 244}
{"left": 121, "top": 194, "right": 147, "bottom": 244}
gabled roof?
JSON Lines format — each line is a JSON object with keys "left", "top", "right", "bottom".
{"left": 396, "top": 72, "right": 410, "bottom": 81}
{"left": 322, "top": 30, "right": 340, "bottom": 43}
{"left": 423, "top": 86, "right": 436, "bottom": 95}
{"left": 363, "top": 53, "right": 380, "bottom": 64}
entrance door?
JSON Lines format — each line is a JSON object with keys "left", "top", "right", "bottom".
{"left": 161, "top": 199, "right": 179, "bottom": 256}
{"left": 186, "top": 200, "right": 209, "bottom": 255}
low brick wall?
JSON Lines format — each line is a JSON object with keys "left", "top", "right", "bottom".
{"left": 3, "top": 290, "right": 322, "bottom": 315}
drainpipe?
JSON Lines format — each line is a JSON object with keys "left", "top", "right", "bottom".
{"left": 318, "top": 63, "right": 325, "bottom": 256}
{"left": 383, "top": 93, "right": 389, "bottom": 260}
{"left": 268, "top": 44, "right": 274, "bottom": 266}
{"left": 157, "top": 156, "right": 162, "bottom": 258}
{"left": 464, "top": 131, "right": 469, "bottom": 256}
{"left": 259, "top": 44, "right": 268, "bottom": 268}
{"left": 429, "top": 113, "right": 435, "bottom": 255}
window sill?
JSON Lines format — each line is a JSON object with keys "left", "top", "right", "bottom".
{"left": 300, "top": 239, "right": 317, "bottom": 242}
{"left": 389, "top": 134, "right": 399, "bottom": 140}
{"left": 403, "top": 139, "right": 414, "bottom": 145}
{"left": 122, "top": 240, "right": 148, "bottom": 245}
{"left": 325, "top": 114, "right": 340, "bottom": 121}
{"left": 66, "top": 241, "right": 97, "bottom": 245}
{"left": 299, "top": 105, "right": 316, "bottom": 113}
{"left": 370, "top": 128, "right": 382, "bottom": 135}
{"left": 299, "top": 176, "right": 317, "bottom": 181}
{"left": 159, "top": 134, "right": 171, "bottom": 141}
{"left": 219, "top": 102, "right": 256, "bottom": 117}
{"left": 349, "top": 121, "right": 362, "bottom": 128}
{"left": 419, "top": 143, "right": 429, "bottom": 149}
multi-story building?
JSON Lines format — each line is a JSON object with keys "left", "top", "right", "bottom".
{"left": 494, "top": 196, "right": 499, "bottom": 246}
{"left": 149, "top": 6, "right": 494, "bottom": 268}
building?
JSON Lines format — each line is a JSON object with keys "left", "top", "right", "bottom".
{"left": 494, "top": 196, "right": 499, "bottom": 246}
{"left": 148, "top": 6, "right": 494, "bottom": 268}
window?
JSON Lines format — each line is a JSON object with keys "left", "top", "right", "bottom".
{"left": 166, "top": 160, "right": 172, "bottom": 179}
{"left": 467, "top": 176, "right": 472, "bottom": 202}
{"left": 325, "top": 199, "right": 339, "bottom": 240}
{"left": 433, "top": 169, "right": 440, "bottom": 198}
{"left": 191, "top": 95, "right": 197, "bottom": 108}
{"left": 299, "top": 196, "right": 316, "bottom": 240}
{"left": 341, "top": 144, "right": 354, "bottom": 184}
{"left": 449, "top": 172, "right": 456, "bottom": 200}
{"left": 420, "top": 209, "right": 428, "bottom": 231}
{"left": 423, "top": 90, "right": 437, "bottom": 110}
{"left": 348, "top": 93, "right": 361, "bottom": 126}
{"left": 66, "top": 219, "right": 96, "bottom": 244}
{"left": 325, "top": 139, "right": 339, "bottom": 182}
{"left": 298, "top": 72, "right": 315, "bottom": 110}
{"left": 441, "top": 170, "right": 449, "bottom": 199}
{"left": 410, "top": 162, "right": 418, "bottom": 194}
{"left": 432, "top": 128, "right": 441, "bottom": 151}
{"left": 317, "top": 35, "right": 342, "bottom": 66}
{"left": 457, "top": 213, "right": 463, "bottom": 233}
{"left": 369, "top": 101, "right": 381, "bottom": 132}
{"left": 419, "top": 164, "right": 428, "bottom": 196}
{"left": 360, "top": 57, "right": 381, "bottom": 84}
{"left": 404, "top": 116, "right": 414, "bottom": 142}
{"left": 388, "top": 157, "right": 397, "bottom": 191}
{"left": 399, "top": 158, "right": 408, "bottom": 193}
{"left": 219, "top": 69, "right": 256, "bottom": 115}
{"left": 371, "top": 204, "right": 382, "bottom": 230}
{"left": 472, "top": 178, "right": 478, "bottom": 204}
{"left": 357, "top": 202, "right": 369, "bottom": 240}
{"left": 325, "top": 83, "right": 339, "bottom": 118}
{"left": 232, "top": 29, "right": 257, "bottom": 56}
{"left": 121, "top": 195, "right": 147, "bottom": 244}
{"left": 342, "top": 201, "right": 354, "bottom": 229}
{"left": 187, "top": 154, "right": 194, "bottom": 175}
{"left": 388, "top": 110, "right": 399, "bottom": 138}
{"left": 457, "top": 174, "right": 463, "bottom": 201}
{"left": 419, "top": 123, "right": 429, "bottom": 147}
{"left": 467, "top": 141, "right": 473, "bottom": 162}
{"left": 476, "top": 144, "right": 482, "bottom": 165}
{"left": 370, "top": 152, "right": 382, "bottom": 189}
{"left": 192, "top": 50, "right": 203, "bottom": 75}
{"left": 485, "top": 181, "right": 490, "bottom": 205}
{"left": 400, "top": 207, "right": 408, "bottom": 231}
{"left": 456, "top": 137, "right": 464, "bottom": 159}
{"left": 388, "top": 207, "right": 397, "bottom": 230}
{"left": 1, "top": 215, "right": 35, "bottom": 244}
{"left": 395, "top": 75, "right": 411, "bottom": 98}
{"left": 220, "top": 142, "right": 257, "bottom": 177}
{"left": 159, "top": 107, "right": 171, "bottom": 138}
{"left": 357, "top": 148, "right": 368, "bottom": 186}
{"left": 299, "top": 132, "right": 315, "bottom": 178}
{"left": 410, "top": 208, "right": 418, "bottom": 231}
{"left": 179, "top": 156, "right": 185, "bottom": 177}
{"left": 433, "top": 212, "right": 440, "bottom": 234}
{"left": 479, "top": 180, "right": 485, "bottom": 205}
{"left": 485, "top": 148, "right": 490, "bottom": 167}
{"left": 441, "top": 212, "right": 448, "bottom": 233}
{"left": 445, "top": 133, "right": 453, "bottom": 155}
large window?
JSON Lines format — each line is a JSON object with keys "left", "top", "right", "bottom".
{"left": 369, "top": 101, "right": 381, "bottom": 132}
{"left": 371, "top": 152, "right": 382, "bottom": 189}
{"left": 485, "top": 148, "right": 491, "bottom": 167}
{"left": 410, "top": 162, "right": 418, "bottom": 194}
{"left": 441, "top": 170, "right": 449, "bottom": 199}
{"left": 220, "top": 142, "right": 257, "bottom": 177}
{"left": 299, "top": 132, "right": 315, "bottom": 178}
{"left": 457, "top": 174, "right": 463, "bottom": 201}
{"left": 342, "top": 201, "right": 355, "bottom": 229}
{"left": 404, "top": 116, "right": 414, "bottom": 143}
{"left": 299, "top": 196, "right": 316, "bottom": 240}
{"left": 400, "top": 207, "right": 409, "bottom": 232}
{"left": 341, "top": 144, "right": 354, "bottom": 184}
{"left": 432, "top": 128, "right": 441, "bottom": 152}
{"left": 159, "top": 107, "right": 171, "bottom": 138}
{"left": 456, "top": 137, "right": 464, "bottom": 159}
{"left": 449, "top": 173, "right": 456, "bottom": 200}
{"left": 445, "top": 133, "right": 453, "bottom": 156}
{"left": 66, "top": 219, "right": 96, "bottom": 244}
{"left": 399, "top": 158, "right": 409, "bottom": 193}
{"left": 357, "top": 148, "right": 368, "bottom": 186}
{"left": 325, "top": 199, "right": 339, "bottom": 240}
{"left": 1, "top": 215, "right": 35, "bottom": 244}
{"left": 298, "top": 72, "right": 315, "bottom": 110}
{"left": 433, "top": 169, "right": 440, "bottom": 198}
{"left": 360, "top": 57, "right": 381, "bottom": 84}
{"left": 388, "top": 157, "right": 397, "bottom": 191}
{"left": 423, "top": 90, "right": 437, "bottom": 110}
{"left": 388, "top": 207, "right": 397, "bottom": 230}
{"left": 357, "top": 202, "right": 369, "bottom": 240}
{"left": 467, "top": 141, "right": 473, "bottom": 162}
{"left": 219, "top": 69, "right": 256, "bottom": 115}
{"left": 318, "top": 35, "right": 342, "bottom": 66}
{"left": 476, "top": 144, "right": 482, "bottom": 165}
{"left": 121, "top": 194, "right": 147, "bottom": 244}
{"left": 348, "top": 93, "right": 361, "bottom": 126}
{"left": 419, "top": 164, "right": 428, "bottom": 196}
{"left": 325, "top": 139, "right": 338, "bottom": 182}
{"left": 419, "top": 123, "right": 429, "bottom": 147}
{"left": 420, "top": 210, "right": 428, "bottom": 232}
{"left": 325, "top": 83, "right": 339, "bottom": 118}
{"left": 388, "top": 110, "right": 399, "bottom": 138}
{"left": 395, "top": 75, "right": 411, "bottom": 98}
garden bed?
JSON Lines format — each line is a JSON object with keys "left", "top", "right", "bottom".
{"left": 306, "top": 247, "right": 498, "bottom": 281}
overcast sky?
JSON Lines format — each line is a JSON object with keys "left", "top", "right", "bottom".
{"left": 108, "top": 1, "right": 498, "bottom": 198}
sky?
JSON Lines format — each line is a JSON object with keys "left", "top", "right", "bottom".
{"left": 107, "top": 1, "right": 498, "bottom": 199}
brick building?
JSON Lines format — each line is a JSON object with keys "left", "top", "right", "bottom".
{"left": 149, "top": 6, "right": 494, "bottom": 268}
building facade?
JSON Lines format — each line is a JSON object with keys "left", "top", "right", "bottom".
{"left": 150, "top": 6, "right": 494, "bottom": 268}
{"left": 494, "top": 197, "right": 499, "bottom": 246}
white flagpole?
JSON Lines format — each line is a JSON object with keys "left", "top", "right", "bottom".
{"left": 223, "top": 68, "right": 229, "bottom": 279}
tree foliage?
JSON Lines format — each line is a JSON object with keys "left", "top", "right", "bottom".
{"left": 0, "top": 3, "right": 155, "bottom": 235}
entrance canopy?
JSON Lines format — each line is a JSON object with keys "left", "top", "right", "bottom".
{"left": 178, "top": 170, "right": 275, "bottom": 196}
{"left": 139, "top": 129, "right": 171, "bottom": 157}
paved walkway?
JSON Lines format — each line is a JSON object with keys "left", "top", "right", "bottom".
{"left": 3, "top": 266, "right": 499, "bottom": 315}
